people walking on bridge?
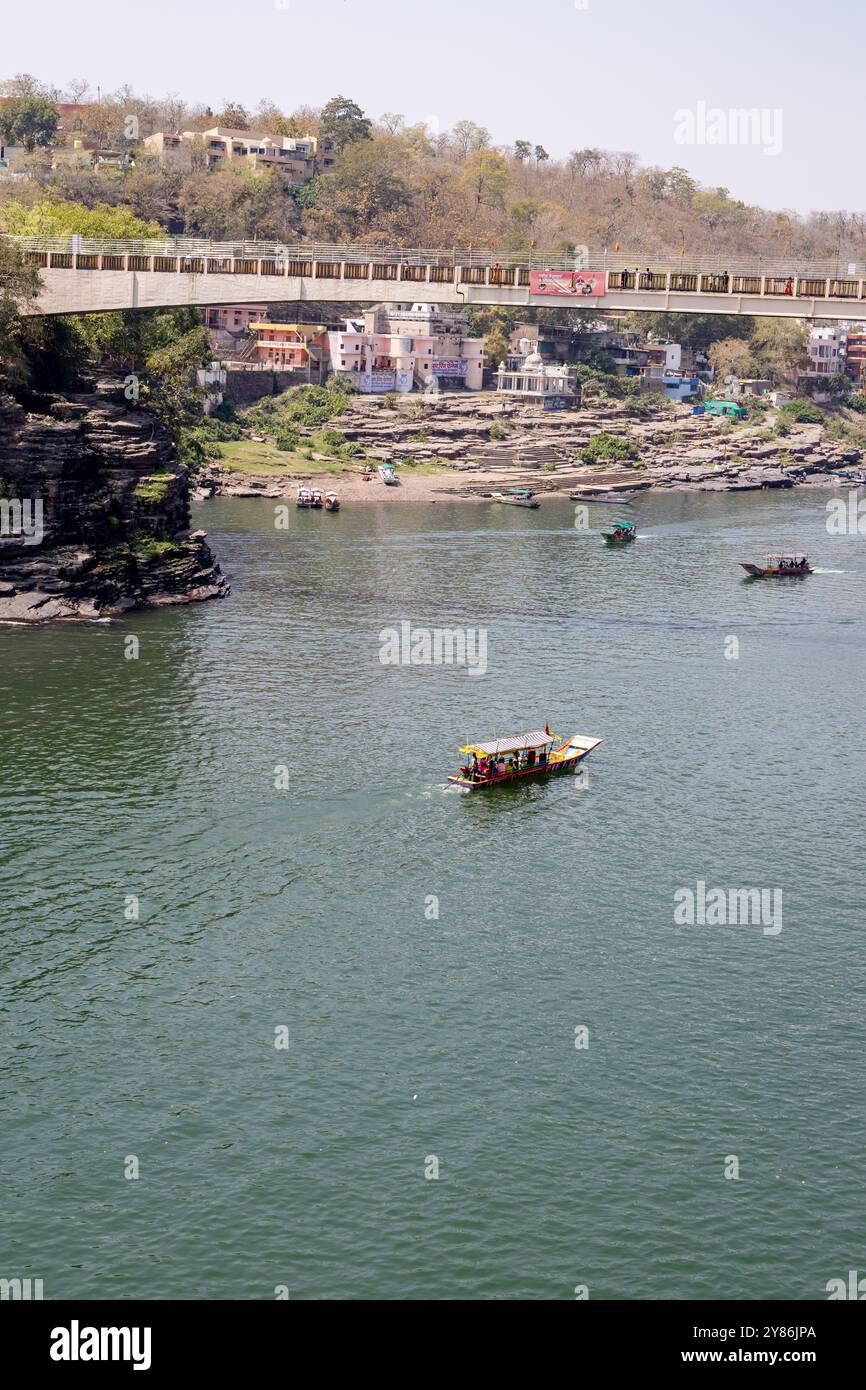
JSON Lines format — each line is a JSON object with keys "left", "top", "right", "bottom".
{"left": 491, "top": 262, "right": 503, "bottom": 286}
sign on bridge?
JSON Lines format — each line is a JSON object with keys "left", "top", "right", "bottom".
{"left": 529, "top": 269, "right": 605, "bottom": 298}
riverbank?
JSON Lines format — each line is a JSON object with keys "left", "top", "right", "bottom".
{"left": 197, "top": 390, "right": 866, "bottom": 503}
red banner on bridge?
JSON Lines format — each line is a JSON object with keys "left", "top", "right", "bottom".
{"left": 529, "top": 269, "right": 605, "bottom": 298}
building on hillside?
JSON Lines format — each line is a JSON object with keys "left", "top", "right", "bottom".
{"left": 495, "top": 342, "right": 577, "bottom": 400}
{"left": 328, "top": 303, "right": 485, "bottom": 393}
{"left": 142, "top": 127, "right": 318, "bottom": 181}
{"left": 843, "top": 332, "right": 866, "bottom": 383}
{"left": 205, "top": 305, "right": 269, "bottom": 352}
{"left": 640, "top": 373, "right": 702, "bottom": 402}
{"left": 804, "top": 326, "right": 847, "bottom": 378}
{"left": 248, "top": 323, "right": 329, "bottom": 378}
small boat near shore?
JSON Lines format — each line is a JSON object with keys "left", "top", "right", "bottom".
{"left": 493, "top": 487, "right": 539, "bottom": 509}
{"left": 296, "top": 486, "right": 313, "bottom": 508}
{"left": 602, "top": 520, "right": 637, "bottom": 545}
{"left": 324, "top": 491, "right": 340, "bottom": 511}
{"left": 310, "top": 487, "right": 324, "bottom": 509}
{"left": 379, "top": 462, "right": 399, "bottom": 486}
{"left": 449, "top": 728, "right": 601, "bottom": 790}
{"left": 570, "top": 492, "right": 635, "bottom": 505}
{"left": 741, "top": 552, "right": 812, "bottom": 577}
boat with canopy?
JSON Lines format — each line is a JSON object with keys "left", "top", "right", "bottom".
{"left": 492, "top": 487, "right": 540, "bottom": 509}
{"left": 602, "top": 520, "right": 637, "bottom": 544}
{"left": 740, "top": 552, "right": 812, "bottom": 577}
{"left": 448, "top": 728, "right": 601, "bottom": 790}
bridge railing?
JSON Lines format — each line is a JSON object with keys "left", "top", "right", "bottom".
{"left": 6, "top": 233, "right": 866, "bottom": 296}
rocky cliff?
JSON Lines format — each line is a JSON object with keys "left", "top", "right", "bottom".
{"left": 0, "top": 384, "right": 228, "bottom": 622}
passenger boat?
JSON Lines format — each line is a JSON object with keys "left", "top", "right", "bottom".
{"left": 379, "top": 462, "right": 399, "bottom": 486}
{"left": 296, "top": 486, "right": 313, "bottom": 508}
{"left": 602, "top": 520, "right": 637, "bottom": 544}
{"left": 324, "top": 491, "right": 340, "bottom": 511}
{"left": 740, "top": 552, "right": 812, "bottom": 577}
{"left": 448, "top": 728, "right": 602, "bottom": 790}
{"left": 310, "top": 487, "right": 324, "bottom": 508}
{"left": 492, "top": 487, "right": 539, "bottom": 509}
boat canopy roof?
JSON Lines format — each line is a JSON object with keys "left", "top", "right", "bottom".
{"left": 504, "top": 486, "right": 534, "bottom": 495}
{"left": 460, "top": 730, "right": 554, "bottom": 756}
{"left": 765, "top": 552, "right": 807, "bottom": 560}
{"left": 616, "top": 520, "right": 636, "bottom": 528}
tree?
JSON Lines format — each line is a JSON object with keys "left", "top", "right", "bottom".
{"left": 0, "top": 199, "right": 160, "bottom": 238}
{"left": 708, "top": 337, "right": 757, "bottom": 383}
{"left": 319, "top": 95, "right": 372, "bottom": 151}
{"left": 450, "top": 120, "right": 491, "bottom": 158}
{"left": 217, "top": 102, "right": 250, "bottom": 129}
{"left": 141, "top": 323, "right": 212, "bottom": 443}
{"left": 0, "top": 95, "right": 59, "bottom": 151}
{"left": 460, "top": 150, "right": 508, "bottom": 210}
{"left": 307, "top": 139, "right": 411, "bottom": 238}
{"left": 622, "top": 312, "right": 754, "bottom": 349}
{"left": 513, "top": 140, "right": 532, "bottom": 163}
{"left": 534, "top": 144, "right": 549, "bottom": 166}
{"left": 379, "top": 112, "right": 404, "bottom": 135}
{"left": 0, "top": 238, "right": 41, "bottom": 381}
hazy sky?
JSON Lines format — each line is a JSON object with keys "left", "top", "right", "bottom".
{"left": 5, "top": 0, "right": 862, "bottom": 213}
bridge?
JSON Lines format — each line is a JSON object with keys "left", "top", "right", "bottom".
{"left": 11, "top": 235, "right": 866, "bottom": 322}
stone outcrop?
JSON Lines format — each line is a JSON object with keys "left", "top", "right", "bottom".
{"left": 197, "top": 390, "right": 865, "bottom": 499}
{"left": 0, "top": 384, "right": 228, "bottom": 623}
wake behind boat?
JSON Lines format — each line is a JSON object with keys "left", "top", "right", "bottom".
{"left": 449, "top": 728, "right": 601, "bottom": 789}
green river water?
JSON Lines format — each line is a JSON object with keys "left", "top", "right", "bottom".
{"left": 1, "top": 487, "right": 864, "bottom": 1299}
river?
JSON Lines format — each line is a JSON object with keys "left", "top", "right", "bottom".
{"left": 1, "top": 487, "right": 864, "bottom": 1299}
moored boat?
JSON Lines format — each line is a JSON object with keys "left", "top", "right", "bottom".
{"left": 296, "top": 486, "right": 313, "bottom": 508}
{"left": 740, "top": 552, "right": 812, "bottom": 577}
{"left": 493, "top": 487, "right": 539, "bottom": 509}
{"left": 310, "top": 487, "right": 324, "bottom": 508}
{"left": 602, "top": 520, "right": 637, "bottom": 544}
{"left": 379, "top": 462, "right": 399, "bottom": 486}
{"left": 570, "top": 492, "right": 634, "bottom": 505}
{"left": 448, "top": 728, "right": 601, "bottom": 790}
{"left": 324, "top": 491, "right": 340, "bottom": 511}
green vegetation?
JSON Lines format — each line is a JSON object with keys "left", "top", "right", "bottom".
{"left": 779, "top": 399, "right": 824, "bottom": 423}
{"left": 0, "top": 198, "right": 160, "bottom": 239}
{"left": 580, "top": 432, "right": 640, "bottom": 464}
{"left": 133, "top": 474, "right": 171, "bottom": 504}
{"left": 0, "top": 93, "right": 59, "bottom": 151}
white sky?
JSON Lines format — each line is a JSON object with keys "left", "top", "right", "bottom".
{"left": 4, "top": 0, "right": 862, "bottom": 213}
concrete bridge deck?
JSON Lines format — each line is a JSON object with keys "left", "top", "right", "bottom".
{"left": 10, "top": 236, "right": 866, "bottom": 321}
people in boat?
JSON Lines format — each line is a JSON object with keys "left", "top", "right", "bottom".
{"left": 526, "top": 748, "right": 536, "bottom": 768}
{"left": 496, "top": 757, "right": 506, "bottom": 776}
{"left": 538, "top": 748, "right": 547, "bottom": 766}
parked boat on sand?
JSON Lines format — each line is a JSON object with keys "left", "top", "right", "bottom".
{"left": 379, "top": 462, "right": 399, "bottom": 486}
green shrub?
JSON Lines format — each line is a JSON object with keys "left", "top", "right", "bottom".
{"left": 779, "top": 399, "right": 823, "bottom": 423}
{"left": 580, "top": 432, "right": 639, "bottom": 465}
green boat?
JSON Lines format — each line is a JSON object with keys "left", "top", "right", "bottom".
{"left": 602, "top": 520, "right": 637, "bottom": 545}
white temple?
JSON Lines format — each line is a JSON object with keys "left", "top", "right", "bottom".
{"left": 495, "top": 337, "right": 577, "bottom": 398}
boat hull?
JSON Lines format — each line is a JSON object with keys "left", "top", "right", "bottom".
{"left": 602, "top": 533, "right": 636, "bottom": 544}
{"left": 740, "top": 563, "right": 811, "bottom": 577}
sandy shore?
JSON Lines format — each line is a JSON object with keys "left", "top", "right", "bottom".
{"left": 197, "top": 463, "right": 645, "bottom": 505}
